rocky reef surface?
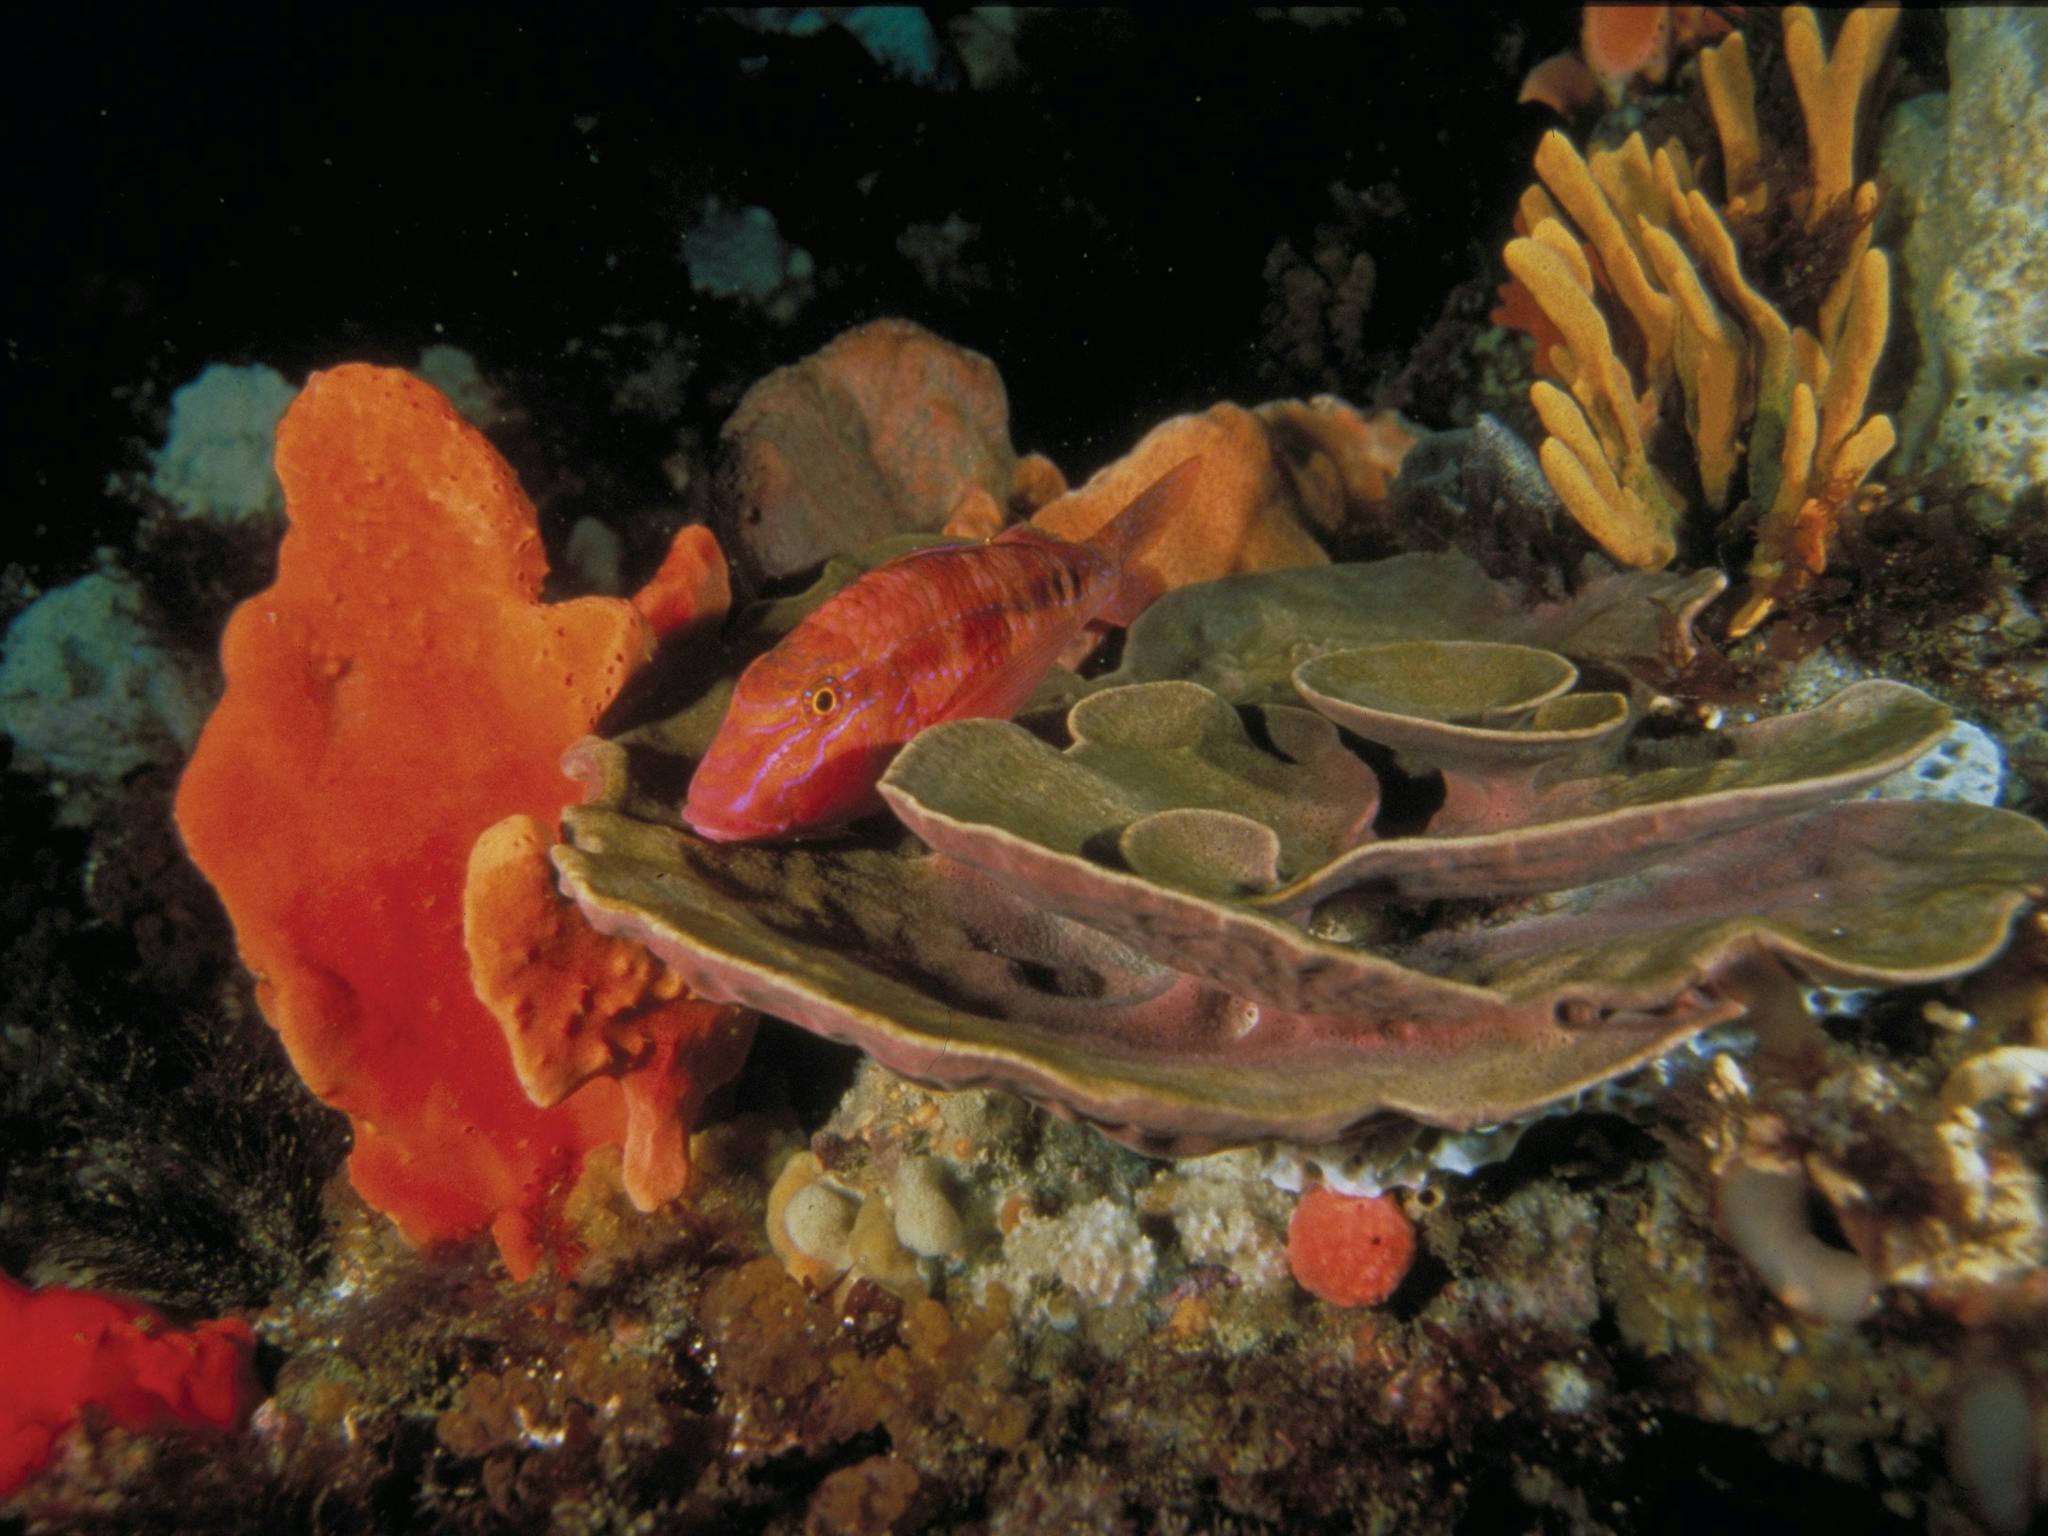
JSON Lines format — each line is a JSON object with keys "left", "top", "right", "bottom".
{"left": 5, "top": 9, "right": 2048, "bottom": 1534}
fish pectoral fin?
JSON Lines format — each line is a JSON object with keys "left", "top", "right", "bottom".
{"left": 943, "top": 619, "right": 1083, "bottom": 720}
{"left": 1057, "top": 620, "right": 1112, "bottom": 672}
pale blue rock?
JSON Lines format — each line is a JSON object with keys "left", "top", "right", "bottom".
{"left": 0, "top": 569, "right": 212, "bottom": 816}
{"left": 725, "top": 7, "right": 947, "bottom": 85}
{"left": 681, "top": 199, "right": 813, "bottom": 303}
{"left": 838, "top": 7, "right": 943, "bottom": 83}
{"left": 149, "top": 363, "right": 297, "bottom": 525}
{"left": 414, "top": 344, "right": 507, "bottom": 428}
{"left": 1872, "top": 719, "right": 2006, "bottom": 808}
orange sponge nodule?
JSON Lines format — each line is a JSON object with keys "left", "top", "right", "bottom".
{"left": 1582, "top": 4, "right": 1674, "bottom": 97}
{"left": 0, "top": 1273, "right": 260, "bottom": 1497}
{"left": 464, "top": 813, "right": 755, "bottom": 1214}
{"left": 633, "top": 523, "right": 731, "bottom": 641}
{"left": 1286, "top": 1187, "right": 1416, "bottom": 1308}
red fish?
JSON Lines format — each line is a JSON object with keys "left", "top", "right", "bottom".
{"left": 683, "top": 458, "right": 1200, "bottom": 842}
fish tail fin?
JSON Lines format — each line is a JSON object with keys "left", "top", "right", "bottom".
{"left": 1085, "top": 455, "right": 1202, "bottom": 626}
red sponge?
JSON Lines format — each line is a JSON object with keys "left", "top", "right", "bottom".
{"left": 0, "top": 1272, "right": 260, "bottom": 1497}
{"left": 1287, "top": 1187, "right": 1417, "bottom": 1308}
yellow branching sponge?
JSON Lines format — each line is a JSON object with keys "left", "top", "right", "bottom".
{"left": 1503, "top": 5, "right": 1901, "bottom": 636}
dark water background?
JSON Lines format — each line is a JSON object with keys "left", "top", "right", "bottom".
{"left": 7, "top": 8, "right": 1560, "bottom": 585}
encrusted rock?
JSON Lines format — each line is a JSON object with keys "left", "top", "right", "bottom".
{"left": 1884, "top": 11, "right": 2048, "bottom": 512}
{"left": 715, "top": 319, "right": 1018, "bottom": 585}
{"left": 1000, "top": 1195, "right": 1157, "bottom": 1315}
{"left": 891, "top": 1156, "right": 965, "bottom": 1259}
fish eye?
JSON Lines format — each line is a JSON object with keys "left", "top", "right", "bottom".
{"left": 805, "top": 680, "right": 839, "bottom": 717}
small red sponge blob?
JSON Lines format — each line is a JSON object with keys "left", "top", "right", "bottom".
{"left": 0, "top": 1272, "right": 260, "bottom": 1496}
{"left": 1287, "top": 1187, "right": 1416, "bottom": 1308}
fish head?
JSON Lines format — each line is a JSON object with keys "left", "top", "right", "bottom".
{"left": 682, "top": 639, "right": 898, "bottom": 842}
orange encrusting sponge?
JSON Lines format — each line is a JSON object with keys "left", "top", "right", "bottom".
{"left": 174, "top": 365, "right": 730, "bottom": 1278}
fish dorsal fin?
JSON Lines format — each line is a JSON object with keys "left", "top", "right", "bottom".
{"left": 1084, "top": 456, "right": 1202, "bottom": 568}
{"left": 1084, "top": 456, "right": 1204, "bottom": 626}
{"left": 990, "top": 523, "right": 1064, "bottom": 548}
{"left": 875, "top": 538, "right": 974, "bottom": 570}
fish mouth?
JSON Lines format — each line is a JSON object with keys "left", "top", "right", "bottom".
{"left": 681, "top": 798, "right": 778, "bottom": 843}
